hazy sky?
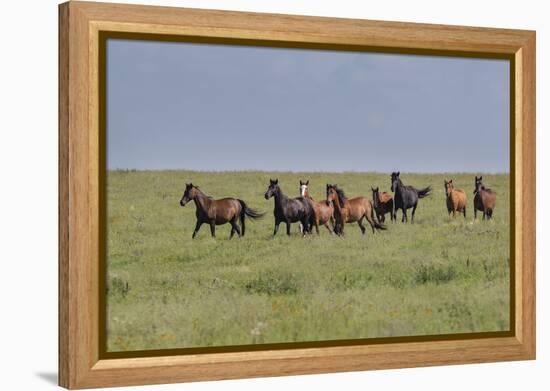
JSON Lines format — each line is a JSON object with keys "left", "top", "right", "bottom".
{"left": 107, "top": 39, "right": 510, "bottom": 173}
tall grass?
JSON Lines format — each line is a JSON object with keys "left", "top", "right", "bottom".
{"left": 106, "top": 171, "right": 510, "bottom": 352}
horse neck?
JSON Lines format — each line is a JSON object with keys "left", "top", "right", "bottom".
{"left": 304, "top": 190, "right": 313, "bottom": 200}
{"left": 193, "top": 191, "right": 211, "bottom": 212}
{"left": 394, "top": 180, "right": 404, "bottom": 195}
{"left": 273, "top": 188, "right": 288, "bottom": 209}
{"left": 474, "top": 185, "right": 484, "bottom": 197}
{"left": 331, "top": 195, "right": 344, "bottom": 214}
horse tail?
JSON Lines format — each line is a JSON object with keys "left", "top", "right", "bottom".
{"left": 238, "top": 199, "right": 264, "bottom": 236}
{"left": 417, "top": 186, "right": 432, "bottom": 199}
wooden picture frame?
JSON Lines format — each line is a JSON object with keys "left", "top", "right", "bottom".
{"left": 59, "top": 1, "right": 536, "bottom": 389}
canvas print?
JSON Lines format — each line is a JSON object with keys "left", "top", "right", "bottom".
{"left": 105, "top": 39, "right": 510, "bottom": 352}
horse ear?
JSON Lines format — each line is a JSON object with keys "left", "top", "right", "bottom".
{"left": 299, "top": 180, "right": 303, "bottom": 185}
{"left": 306, "top": 180, "right": 309, "bottom": 185}
{"left": 397, "top": 171, "right": 400, "bottom": 176}
{"left": 274, "top": 178, "right": 278, "bottom": 184}
{"left": 449, "top": 179, "right": 453, "bottom": 183}
{"left": 479, "top": 176, "right": 482, "bottom": 181}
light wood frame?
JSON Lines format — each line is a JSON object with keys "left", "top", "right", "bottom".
{"left": 59, "top": 1, "right": 536, "bottom": 389}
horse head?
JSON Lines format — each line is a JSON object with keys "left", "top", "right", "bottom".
{"left": 265, "top": 178, "right": 279, "bottom": 199}
{"left": 444, "top": 179, "right": 454, "bottom": 196}
{"left": 371, "top": 187, "right": 380, "bottom": 208}
{"left": 391, "top": 172, "right": 401, "bottom": 192}
{"left": 474, "top": 176, "right": 483, "bottom": 195}
{"left": 180, "top": 183, "right": 197, "bottom": 206}
{"left": 326, "top": 184, "right": 338, "bottom": 204}
{"left": 299, "top": 180, "right": 309, "bottom": 197}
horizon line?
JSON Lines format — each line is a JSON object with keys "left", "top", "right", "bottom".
{"left": 107, "top": 168, "right": 510, "bottom": 175}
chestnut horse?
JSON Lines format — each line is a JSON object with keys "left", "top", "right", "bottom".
{"left": 444, "top": 179, "right": 467, "bottom": 218}
{"left": 473, "top": 176, "right": 496, "bottom": 219}
{"left": 371, "top": 187, "right": 394, "bottom": 223}
{"left": 179, "top": 183, "right": 264, "bottom": 239}
{"left": 299, "top": 180, "right": 334, "bottom": 234}
{"left": 326, "top": 184, "right": 385, "bottom": 236}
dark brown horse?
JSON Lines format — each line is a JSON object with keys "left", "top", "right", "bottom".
{"left": 299, "top": 180, "right": 334, "bottom": 234}
{"left": 473, "top": 176, "right": 496, "bottom": 219}
{"left": 371, "top": 187, "right": 394, "bottom": 223}
{"left": 265, "top": 179, "right": 315, "bottom": 236}
{"left": 444, "top": 179, "right": 467, "bottom": 218}
{"left": 326, "top": 184, "right": 385, "bottom": 236}
{"left": 390, "top": 172, "right": 432, "bottom": 223}
{"left": 179, "top": 183, "right": 264, "bottom": 239}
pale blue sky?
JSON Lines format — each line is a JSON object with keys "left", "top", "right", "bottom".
{"left": 107, "top": 39, "right": 510, "bottom": 173}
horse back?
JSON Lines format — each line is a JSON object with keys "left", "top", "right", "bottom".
{"left": 313, "top": 199, "right": 333, "bottom": 222}
{"left": 211, "top": 198, "right": 241, "bottom": 223}
{"left": 346, "top": 197, "right": 372, "bottom": 221}
{"left": 481, "top": 189, "right": 497, "bottom": 208}
{"left": 448, "top": 188, "right": 467, "bottom": 209}
{"left": 379, "top": 192, "right": 393, "bottom": 203}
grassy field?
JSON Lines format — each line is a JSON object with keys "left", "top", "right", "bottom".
{"left": 106, "top": 170, "right": 510, "bottom": 352}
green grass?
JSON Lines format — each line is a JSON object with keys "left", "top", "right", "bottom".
{"left": 106, "top": 170, "right": 510, "bottom": 352}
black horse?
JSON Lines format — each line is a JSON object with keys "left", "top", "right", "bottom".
{"left": 390, "top": 172, "right": 432, "bottom": 223}
{"left": 264, "top": 179, "right": 315, "bottom": 236}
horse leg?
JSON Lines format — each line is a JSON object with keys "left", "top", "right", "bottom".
{"left": 402, "top": 208, "right": 407, "bottom": 223}
{"left": 463, "top": 207, "right": 466, "bottom": 218}
{"left": 328, "top": 216, "right": 336, "bottom": 234}
{"left": 209, "top": 221, "right": 216, "bottom": 237}
{"left": 474, "top": 207, "right": 477, "bottom": 220}
{"left": 229, "top": 220, "right": 241, "bottom": 239}
{"left": 192, "top": 221, "right": 203, "bottom": 239}
{"left": 324, "top": 222, "right": 333, "bottom": 234}
{"left": 286, "top": 220, "right": 292, "bottom": 236}
{"left": 411, "top": 205, "right": 417, "bottom": 224}
{"left": 365, "top": 213, "right": 377, "bottom": 234}
{"left": 273, "top": 221, "right": 281, "bottom": 236}
{"left": 483, "top": 209, "right": 487, "bottom": 220}
{"left": 357, "top": 218, "right": 366, "bottom": 235}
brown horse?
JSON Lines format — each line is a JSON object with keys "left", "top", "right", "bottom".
{"left": 444, "top": 179, "right": 467, "bottom": 218}
{"left": 299, "top": 180, "right": 334, "bottom": 234}
{"left": 326, "top": 184, "right": 385, "bottom": 236}
{"left": 371, "top": 187, "right": 394, "bottom": 223}
{"left": 473, "top": 176, "right": 496, "bottom": 219}
{"left": 179, "top": 183, "right": 264, "bottom": 239}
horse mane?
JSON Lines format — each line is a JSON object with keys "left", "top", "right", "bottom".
{"left": 335, "top": 187, "right": 347, "bottom": 205}
{"left": 193, "top": 186, "right": 213, "bottom": 199}
{"left": 481, "top": 185, "right": 496, "bottom": 194}
{"left": 395, "top": 177, "right": 403, "bottom": 187}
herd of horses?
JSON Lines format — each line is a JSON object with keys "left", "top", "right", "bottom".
{"left": 179, "top": 173, "right": 497, "bottom": 239}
